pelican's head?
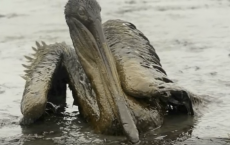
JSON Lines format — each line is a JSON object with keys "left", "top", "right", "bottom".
{"left": 65, "top": 0, "right": 104, "bottom": 52}
{"left": 65, "top": 0, "right": 101, "bottom": 27}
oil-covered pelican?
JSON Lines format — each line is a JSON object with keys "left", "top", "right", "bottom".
{"left": 20, "top": 0, "right": 202, "bottom": 143}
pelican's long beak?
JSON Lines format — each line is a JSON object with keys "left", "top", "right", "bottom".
{"left": 66, "top": 17, "right": 140, "bottom": 144}
{"left": 90, "top": 19, "right": 120, "bottom": 92}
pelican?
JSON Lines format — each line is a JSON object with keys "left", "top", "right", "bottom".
{"left": 20, "top": 0, "right": 202, "bottom": 143}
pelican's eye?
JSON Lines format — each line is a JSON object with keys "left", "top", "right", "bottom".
{"left": 78, "top": 7, "right": 86, "bottom": 17}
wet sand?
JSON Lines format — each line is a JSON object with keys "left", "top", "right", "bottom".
{"left": 0, "top": 0, "right": 230, "bottom": 144}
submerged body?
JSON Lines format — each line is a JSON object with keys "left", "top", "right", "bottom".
{"left": 20, "top": 0, "right": 203, "bottom": 143}
{"left": 21, "top": 19, "right": 202, "bottom": 139}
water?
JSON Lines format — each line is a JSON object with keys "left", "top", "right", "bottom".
{"left": 0, "top": 0, "right": 230, "bottom": 144}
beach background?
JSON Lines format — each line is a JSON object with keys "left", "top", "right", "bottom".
{"left": 0, "top": 0, "right": 230, "bottom": 144}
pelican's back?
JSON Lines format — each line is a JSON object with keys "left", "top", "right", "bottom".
{"left": 103, "top": 19, "right": 173, "bottom": 98}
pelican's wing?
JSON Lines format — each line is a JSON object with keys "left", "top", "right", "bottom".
{"left": 20, "top": 42, "right": 99, "bottom": 125}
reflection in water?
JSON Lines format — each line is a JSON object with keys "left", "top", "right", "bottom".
{"left": 147, "top": 115, "right": 195, "bottom": 139}
{"left": 17, "top": 113, "right": 196, "bottom": 145}
{"left": 19, "top": 112, "right": 121, "bottom": 145}
{"left": 0, "top": 0, "right": 230, "bottom": 144}
{"left": 18, "top": 113, "right": 230, "bottom": 145}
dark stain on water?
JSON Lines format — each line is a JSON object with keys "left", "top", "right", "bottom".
{"left": 0, "top": 91, "right": 5, "bottom": 94}
{"left": 0, "top": 86, "right": 5, "bottom": 94}
{"left": 0, "top": 13, "right": 27, "bottom": 19}
{"left": 0, "top": 14, "right": 5, "bottom": 18}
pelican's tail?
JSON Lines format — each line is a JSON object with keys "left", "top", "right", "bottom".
{"left": 153, "top": 83, "right": 208, "bottom": 115}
